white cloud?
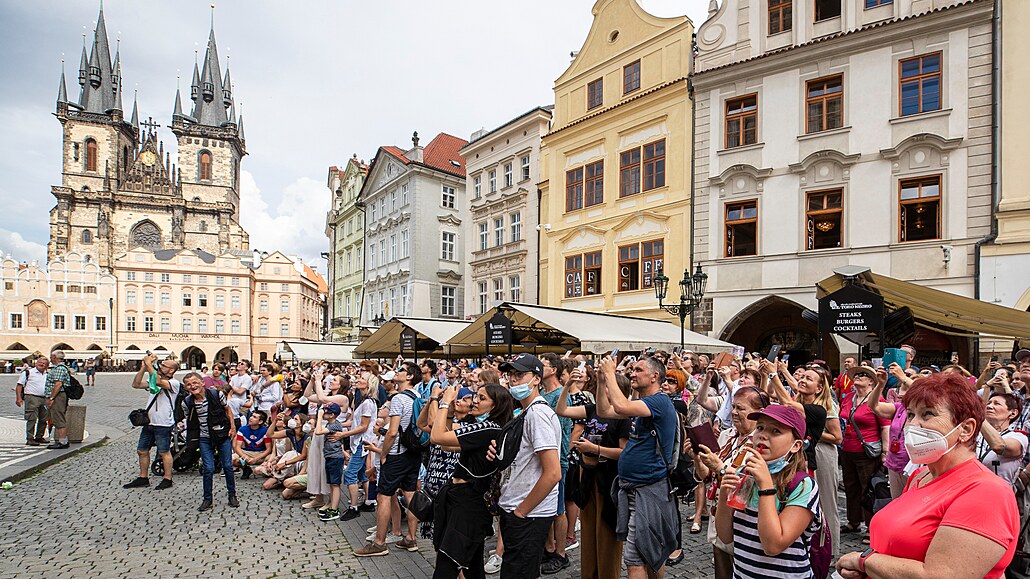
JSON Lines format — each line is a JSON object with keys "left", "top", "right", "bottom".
{"left": 0, "top": 228, "right": 47, "bottom": 264}
{"left": 239, "top": 170, "right": 329, "bottom": 267}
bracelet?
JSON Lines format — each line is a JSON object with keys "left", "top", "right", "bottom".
{"left": 438, "top": 402, "right": 449, "bottom": 410}
{"left": 757, "top": 488, "right": 776, "bottom": 496}
{"left": 514, "top": 506, "right": 526, "bottom": 518}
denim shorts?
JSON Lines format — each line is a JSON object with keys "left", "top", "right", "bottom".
{"left": 325, "top": 456, "right": 345, "bottom": 486}
{"left": 137, "top": 425, "right": 172, "bottom": 453}
{"left": 343, "top": 445, "right": 367, "bottom": 485}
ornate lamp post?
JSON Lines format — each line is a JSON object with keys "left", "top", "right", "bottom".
{"left": 654, "top": 264, "right": 708, "bottom": 351}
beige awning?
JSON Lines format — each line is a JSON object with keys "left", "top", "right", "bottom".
{"left": 817, "top": 267, "right": 1030, "bottom": 343}
{"left": 0, "top": 351, "right": 32, "bottom": 361}
{"left": 61, "top": 350, "right": 105, "bottom": 359}
{"left": 281, "top": 341, "right": 359, "bottom": 362}
{"left": 448, "top": 303, "right": 738, "bottom": 354}
{"left": 112, "top": 349, "right": 173, "bottom": 361}
{"left": 354, "top": 317, "right": 474, "bottom": 358}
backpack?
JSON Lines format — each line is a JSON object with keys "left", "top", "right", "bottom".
{"left": 787, "top": 471, "right": 832, "bottom": 579}
{"left": 648, "top": 410, "right": 696, "bottom": 496}
{"left": 64, "top": 373, "right": 84, "bottom": 400}
{"left": 493, "top": 400, "right": 548, "bottom": 472}
{"left": 862, "top": 468, "right": 893, "bottom": 514}
{"left": 397, "top": 390, "right": 430, "bottom": 453}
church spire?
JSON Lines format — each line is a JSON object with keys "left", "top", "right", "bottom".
{"left": 173, "top": 86, "right": 183, "bottom": 118}
{"left": 57, "top": 60, "right": 68, "bottom": 104}
{"left": 130, "top": 90, "right": 139, "bottom": 130}
{"left": 78, "top": 3, "right": 119, "bottom": 114}
{"left": 189, "top": 22, "right": 229, "bottom": 127}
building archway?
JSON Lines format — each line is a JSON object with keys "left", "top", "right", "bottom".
{"left": 7, "top": 342, "right": 28, "bottom": 351}
{"left": 51, "top": 342, "right": 74, "bottom": 353}
{"left": 720, "top": 296, "right": 840, "bottom": 371}
{"left": 181, "top": 346, "right": 207, "bottom": 371}
{"left": 214, "top": 346, "right": 239, "bottom": 365}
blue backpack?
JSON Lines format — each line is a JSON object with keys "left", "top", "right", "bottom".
{"left": 397, "top": 389, "right": 430, "bottom": 453}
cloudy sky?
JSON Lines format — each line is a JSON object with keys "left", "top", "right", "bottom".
{"left": 0, "top": 0, "right": 710, "bottom": 271}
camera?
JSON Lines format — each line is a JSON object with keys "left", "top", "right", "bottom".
{"left": 377, "top": 427, "right": 388, "bottom": 436}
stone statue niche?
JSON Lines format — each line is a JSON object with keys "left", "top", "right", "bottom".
{"left": 130, "top": 221, "right": 163, "bottom": 250}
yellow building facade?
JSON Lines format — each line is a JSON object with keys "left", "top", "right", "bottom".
{"left": 539, "top": 0, "right": 693, "bottom": 318}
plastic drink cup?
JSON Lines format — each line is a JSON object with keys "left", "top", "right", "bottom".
{"left": 725, "top": 473, "right": 754, "bottom": 510}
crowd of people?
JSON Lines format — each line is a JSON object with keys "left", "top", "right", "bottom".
{"left": 100, "top": 344, "right": 1030, "bottom": 578}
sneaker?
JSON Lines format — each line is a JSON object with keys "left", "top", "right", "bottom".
{"left": 46, "top": 442, "right": 70, "bottom": 449}
{"left": 302, "top": 498, "right": 325, "bottom": 509}
{"left": 395, "top": 537, "right": 418, "bottom": 552}
{"left": 241, "top": 465, "right": 252, "bottom": 480}
{"left": 319, "top": 509, "right": 341, "bottom": 521}
{"left": 123, "top": 477, "right": 149, "bottom": 489}
{"left": 34, "top": 437, "right": 49, "bottom": 444}
{"left": 154, "top": 478, "right": 173, "bottom": 490}
{"left": 359, "top": 502, "right": 377, "bottom": 512}
{"left": 366, "top": 525, "right": 378, "bottom": 534}
{"left": 354, "top": 542, "right": 389, "bottom": 557}
{"left": 340, "top": 507, "right": 361, "bottom": 521}
{"left": 228, "top": 495, "right": 240, "bottom": 508}
{"left": 565, "top": 535, "right": 579, "bottom": 551}
{"left": 540, "top": 553, "right": 569, "bottom": 575}
{"left": 484, "top": 554, "right": 502, "bottom": 574}
{"left": 198, "top": 500, "right": 213, "bottom": 512}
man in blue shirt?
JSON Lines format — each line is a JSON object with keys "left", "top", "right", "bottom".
{"left": 598, "top": 354, "right": 679, "bottom": 579}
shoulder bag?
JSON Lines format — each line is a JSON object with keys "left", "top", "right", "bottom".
{"left": 129, "top": 389, "right": 171, "bottom": 427}
{"left": 847, "top": 393, "right": 882, "bottom": 459}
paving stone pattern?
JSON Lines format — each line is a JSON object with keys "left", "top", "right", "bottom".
{"left": 0, "top": 373, "right": 866, "bottom": 578}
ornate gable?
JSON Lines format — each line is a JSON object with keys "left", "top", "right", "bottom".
{"left": 121, "top": 132, "right": 176, "bottom": 196}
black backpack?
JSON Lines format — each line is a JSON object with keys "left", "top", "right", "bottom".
{"left": 64, "top": 373, "right": 84, "bottom": 400}
{"left": 397, "top": 390, "right": 431, "bottom": 454}
{"left": 493, "top": 400, "right": 549, "bottom": 471}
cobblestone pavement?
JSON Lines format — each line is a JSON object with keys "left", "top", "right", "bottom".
{"left": 0, "top": 373, "right": 865, "bottom": 578}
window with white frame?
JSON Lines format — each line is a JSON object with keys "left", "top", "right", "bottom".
{"left": 231, "top": 319, "right": 241, "bottom": 334}
{"left": 126, "top": 271, "right": 136, "bottom": 281}
{"left": 182, "top": 292, "right": 192, "bottom": 307}
{"left": 259, "top": 282, "right": 268, "bottom": 291}
{"left": 390, "top": 234, "right": 397, "bottom": 262}
{"left": 489, "top": 170, "right": 497, "bottom": 193}
{"left": 54, "top": 314, "right": 66, "bottom": 330}
{"left": 389, "top": 288, "right": 397, "bottom": 315}
{"left": 479, "top": 223, "right": 489, "bottom": 250}
{"left": 493, "top": 279, "right": 504, "bottom": 302}
{"left": 125, "top": 315, "right": 135, "bottom": 331}
{"left": 442, "top": 232, "right": 456, "bottom": 260}
{"left": 198, "top": 294, "right": 208, "bottom": 307}
{"left": 510, "top": 275, "right": 521, "bottom": 302}
{"left": 442, "top": 186, "right": 456, "bottom": 209}
{"left": 379, "top": 239, "right": 386, "bottom": 264}
{"left": 504, "top": 163, "right": 513, "bottom": 188}
{"left": 346, "top": 251, "right": 352, "bottom": 274}
{"left": 95, "top": 316, "right": 106, "bottom": 331}
{"left": 511, "top": 213, "right": 522, "bottom": 242}
{"left": 441, "top": 286, "right": 456, "bottom": 316}
{"left": 259, "top": 322, "right": 268, "bottom": 336}
{"left": 391, "top": 190, "right": 397, "bottom": 212}
{"left": 215, "top": 294, "right": 224, "bottom": 309}
{"left": 281, "top": 323, "right": 289, "bottom": 336}
{"left": 371, "top": 201, "right": 377, "bottom": 221}
{"left": 495, "top": 218, "right": 504, "bottom": 246}
{"left": 370, "top": 243, "right": 377, "bottom": 268}
{"left": 281, "top": 299, "right": 289, "bottom": 313}
{"left": 402, "top": 230, "right": 409, "bottom": 257}
{"left": 144, "top": 291, "right": 154, "bottom": 305}
{"left": 400, "top": 285, "right": 408, "bottom": 314}
{"left": 478, "top": 281, "right": 488, "bottom": 314}
{"left": 231, "top": 295, "right": 241, "bottom": 309}
{"left": 142, "top": 316, "right": 153, "bottom": 332}
{"left": 144, "top": 272, "right": 154, "bottom": 282}
{"left": 232, "top": 277, "right": 240, "bottom": 287}
{"left": 199, "top": 275, "right": 208, "bottom": 284}
{"left": 182, "top": 318, "right": 192, "bottom": 332}
{"left": 161, "top": 291, "right": 171, "bottom": 306}
{"left": 161, "top": 318, "right": 171, "bottom": 332}
{"left": 521, "top": 155, "right": 531, "bottom": 182}
{"left": 474, "top": 175, "right": 482, "bottom": 198}
{"left": 260, "top": 299, "right": 268, "bottom": 312}
{"left": 126, "top": 290, "right": 137, "bottom": 305}
{"left": 160, "top": 273, "right": 170, "bottom": 283}
{"left": 216, "top": 276, "right": 225, "bottom": 285}
{"left": 198, "top": 318, "right": 208, "bottom": 333}
{"left": 402, "top": 183, "right": 409, "bottom": 205}
{"left": 281, "top": 283, "right": 289, "bottom": 292}
{"left": 215, "top": 319, "right": 224, "bottom": 333}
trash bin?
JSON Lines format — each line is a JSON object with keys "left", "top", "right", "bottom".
{"left": 66, "top": 405, "right": 87, "bottom": 443}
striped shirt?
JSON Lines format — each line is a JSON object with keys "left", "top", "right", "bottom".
{"left": 731, "top": 475, "right": 822, "bottom": 579}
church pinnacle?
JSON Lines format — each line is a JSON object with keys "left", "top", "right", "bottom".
{"left": 75, "top": 3, "right": 121, "bottom": 114}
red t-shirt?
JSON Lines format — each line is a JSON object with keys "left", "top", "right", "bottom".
{"left": 869, "top": 459, "right": 1018, "bottom": 578}
{"left": 840, "top": 390, "right": 889, "bottom": 453}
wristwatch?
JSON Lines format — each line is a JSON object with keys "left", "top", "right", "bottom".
{"left": 859, "top": 547, "right": 876, "bottom": 574}
{"left": 757, "top": 488, "right": 777, "bottom": 496}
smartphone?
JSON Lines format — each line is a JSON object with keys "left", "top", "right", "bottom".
{"left": 713, "top": 351, "right": 735, "bottom": 368}
{"left": 781, "top": 353, "right": 790, "bottom": 364}
{"left": 646, "top": 347, "right": 656, "bottom": 355}
{"left": 872, "top": 358, "right": 884, "bottom": 369}
{"left": 883, "top": 348, "right": 907, "bottom": 369}
{"left": 610, "top": 348, "right": 620, "bottom": 359}
{"left": 673, "top": 345, "right": 682, "bottom": 355}
{"left": 991, "top": 355, "right": 1000, "bottom": 363}
{"left": 577, "top": 360, "right": 587, "bottom": 372}
{"left": 766, "top": 345, "right": 782, "bottom": 361}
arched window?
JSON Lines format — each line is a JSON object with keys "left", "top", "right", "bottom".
{"left": 85, "top": 139, "right": 98, "bottom": 172}
{"left": 123, "top": 146, "right": 129, "bottom": 171}
{"left": 199, "top": 151, "right": 212, "bottom": 180}
{"left": 81, "top": 230, "right": 93, "bottom": 244}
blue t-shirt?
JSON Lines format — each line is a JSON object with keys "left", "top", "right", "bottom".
{"left": 540, "top": 387, "right": 573, "bottom": 472}
{"left": 617, "top": 393, "right": 676, "bottom": 485}
{"left": 237, "top": 424, "right": 269, "bottom": 452}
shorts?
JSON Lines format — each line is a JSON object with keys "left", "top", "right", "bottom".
{"left": 377, "top": 451, "right": 420, "bottom": 496}
{"left": 499, "top": 510, "right": 554, "bottom": 579}
{"left": 291, "top": 474, "right": 308, "bottom": 488}
{"left": 325, "top": 456, "right": 345, "bottom": 486}
{"left": 48, "top": 392, "right": 69, "bottom": 429}
{"left": 86, "top": 369, "right": 95, "bottom": 376}
{"left": 137, "top": 425, "right": 172, "bottom": 453}
{"left": 343, "top": 445, "right": 367, "bottom": 485}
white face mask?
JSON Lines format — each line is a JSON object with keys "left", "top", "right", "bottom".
{"left": 287, "top": 419, "right": 298, "bottom": 429}
{"left": 904, "top": 424, "right": 962, "bottom": 465}
{"left": 302, "top": 422, "right": 313, "bottom": 434}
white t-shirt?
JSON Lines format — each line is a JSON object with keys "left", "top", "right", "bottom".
{"left": 251, "top": 378, "right": 283, "bottom": 412}
{"left": 977, "top": 430, "right": 1028, "bottom": 483}
{"left": 228, "top": 374, "right": 253, "bottom": 417}
{"left": 147, "top": 378, "right": 181, "bottom": 427}
{"left": 18, "top": 367, "right": 47, "bottom": 397}
{"left": 351, "top": 398, "right": 378, "bottom": 447}
{"left": 499, "top": 399, "right": 562, "bottom": 517}
{"left": 388, "top": 389, "right": 418, "bottom": 455}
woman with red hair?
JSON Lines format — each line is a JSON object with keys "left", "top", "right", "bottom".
{"left": 836, "top": 373, "right": 1019, "bottom": 579}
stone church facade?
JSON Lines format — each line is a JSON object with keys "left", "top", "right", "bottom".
{"left": 49, "top": 4, "right": 249, "bottom": 270}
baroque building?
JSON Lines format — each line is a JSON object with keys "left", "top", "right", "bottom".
{"left": 49, "top": 4, "right": 248, "bottom": 270}
{"left": 461, "top": 107, "right": 552, "bottom": 316}
{"left": 326, "top": 157, "right": 368, "bottom": 341}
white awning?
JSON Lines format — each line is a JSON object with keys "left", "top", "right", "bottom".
{"left": 281, "top": 341, "right": 359, "bottom": 362}
{"left": 113, "top": 349, "right": 173, "bottom": 361}
{"left": 354, "top": 318, "right": 473, "bottom": 357}
{"left": 61, "top": 350, "right": 105, "bottom": 359}
{"left": 448, "top": 303, "right": 738, "bottom": 354}
{"left": 0, "top": 351, "right": 32, "bottom": 361}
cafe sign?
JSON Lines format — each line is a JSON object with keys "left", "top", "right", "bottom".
{"left": 486, "top": 312, "right": 512, "bottom": 347}
{"left": 818, "top": 285, "right": 884, "bottom": 335}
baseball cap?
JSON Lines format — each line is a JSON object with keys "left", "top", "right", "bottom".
{"left": 747, "top": 404, "right": 806, "bottom": 439}
{"left": 499, "top": 353, "right": 544, "bottom": 377}
{"left": 381, "top": 371, "right": 396, "bottom": 381}
{"left": 323, "top": 403, "right": 342, "bottom": 416}
{"left": 457, "top": 387, "right": 476, "bottom": 400}
{"left": 1016, "top": 349, "right": 1030, "bottom": 363}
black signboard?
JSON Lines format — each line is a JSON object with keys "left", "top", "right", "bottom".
{"left": 818, "top": 285, "right": 884, "bottom": 335}
{"left": 486, "top": 312, "right": 513, "bottom": 347}
{"left": 400, "top": 327, "right": 417, "bottom": 352}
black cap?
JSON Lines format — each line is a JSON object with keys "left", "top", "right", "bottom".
{"left": 499, "top": 353, "right": 544, "bottom": 377}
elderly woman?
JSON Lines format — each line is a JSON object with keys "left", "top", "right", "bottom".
{"left": 977, "top": 392, "right": 1027, "bottom": 483}
{"left": 695, "top": 386, "right": 769, "bottom": 579}
{"left": 839, "top": 364, "right": 889, "bottom": 539}
{"left": 837, "top": 373, "right": 1019, "bottom": 579}
{"left": 867, "top": 364, "right": 915, "bottom": 499}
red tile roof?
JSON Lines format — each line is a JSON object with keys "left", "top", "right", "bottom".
{"left": 302, "top": 263, "right": 328, "bottom": 294}
{"left": 422, "top": 132, "right": 468, "bottom": 178}
{"left": 382, "top": 146, "right": 409, "bottom": 163}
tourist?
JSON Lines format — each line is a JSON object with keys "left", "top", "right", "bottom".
{"left": 124, "top": 353, "right": 181, "bottom": 490}
{"left": 179, "top": 371, "right": 238, "bottom": 511}
{"left": 15, "top": 356, "right": 50, "bottom": 446}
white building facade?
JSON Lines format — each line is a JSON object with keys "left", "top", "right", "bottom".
{"left": 461, "top": 107, "right": 552, "bottom": 316}
{"left": 693, "top": 0, "right": 994, "bottom": 365}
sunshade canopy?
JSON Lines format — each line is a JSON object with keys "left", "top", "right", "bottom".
{"left": 354, "top": 317, "right": 473, "bottom": 358}
{"left": 816, "top": 266, "right": 1030, "bottom": 342}
{"left": 281, "top": 341, "right": 359, "bottom": 362}
{"left": 448, "top": 302, "right": 738, "bottom": 355}
{"left": 113, "top": 348, "right": 172, "bottom": 361}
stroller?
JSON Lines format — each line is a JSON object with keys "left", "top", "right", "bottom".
{"left": 151, "top": 420, "right": 200, "bottom": 476}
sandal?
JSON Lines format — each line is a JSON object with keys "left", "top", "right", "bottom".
{"left": 840, "top": 523, "right": 861, "bottom": 534}
{"left": 690, "top": 522, "right": 702, "bottom": 534}
{"left": 861, "top": 535, "right": 871, "bottom": 545}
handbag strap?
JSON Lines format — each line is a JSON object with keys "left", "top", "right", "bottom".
{"left": 145, "top": 387, "right": 171, "bottom": 412}
{"left": 847, "top": 392, "right": 869, "bottom": 445}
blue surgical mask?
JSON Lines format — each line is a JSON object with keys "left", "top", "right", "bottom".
{"left": 510, "top": 383, "right": 533, "bottom": 401}
{"left": 476, "top": 413, "right": 490, "bottom": 423}
{"left": 766, "top": 451, "right": 794, "bottom": 474}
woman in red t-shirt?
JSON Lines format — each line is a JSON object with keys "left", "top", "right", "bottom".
{"left": 839, "top": 364, "right": 889, "bottom": 537}
{"left": 836, "top": 373, "right": 1018, "bottom": 579}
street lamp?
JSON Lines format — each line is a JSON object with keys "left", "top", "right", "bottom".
{"left": 372, "top": 314, "right": 387, "bottom": 327}
{"left": 654, "top": 264, "right": 708, "bottom": 350}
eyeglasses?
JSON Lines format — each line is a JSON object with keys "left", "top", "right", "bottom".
{"left": 664, "top": 377, "right": 678, "bottom": 383}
